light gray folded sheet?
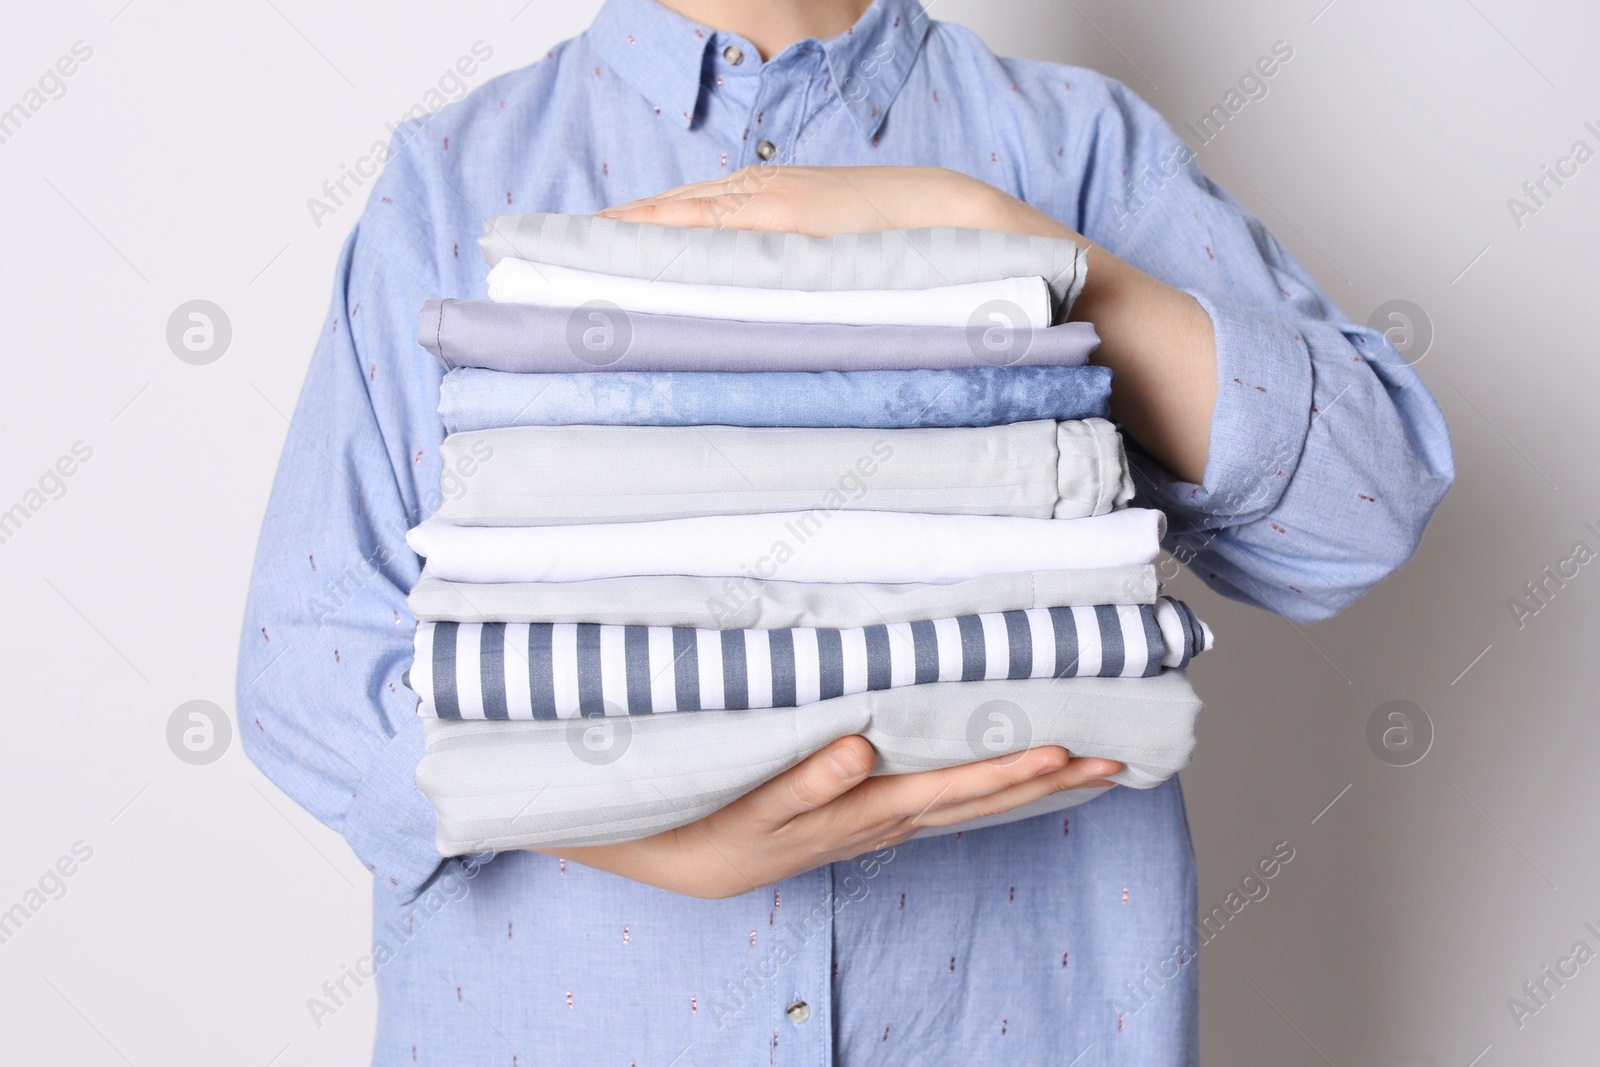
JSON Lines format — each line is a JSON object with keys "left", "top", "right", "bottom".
{"left": 478, "top": 214, "right": 1091, "bottom": 323}
{"left": 407, "top": 565, "right": 1161, "bottom": 629}
{"left": 417, "top": 670, "right": 1202, "bottom": 853}
{"left": 435, "top": 420, "right": 1134, "bottom": 526}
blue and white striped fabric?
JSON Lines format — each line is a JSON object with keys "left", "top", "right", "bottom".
{"left": 408, "top": 598, "right": 1210, "bottom": 720}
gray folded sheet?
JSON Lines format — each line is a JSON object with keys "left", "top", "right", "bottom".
{"left": 407, "top": 565, "right": 1161, "bottom": 628}
{"left": 417, "top": 671, "right": 1202, "bottom": 852}
{"left": 478, "top": 214, "right": 1091, "bottom": 323}
{"left": 418, "top": 298, "right": 1101, "bottom": 373}
{"left": 435, "top": 420, "right": 1134, "bottom": 526}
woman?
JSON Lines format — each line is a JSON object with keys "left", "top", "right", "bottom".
{"left": 237, "top": 0, "right": 1452, "bottom": 1062}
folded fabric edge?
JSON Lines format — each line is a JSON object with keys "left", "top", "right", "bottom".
{"left": 414, "top": 668, "right": 1204, "bottom": 734}
{"left": 415, "top": 299, "right": 449, "bottom": 366}
{"left": 404, "top": 565, "right": 1165, "bottom": 625}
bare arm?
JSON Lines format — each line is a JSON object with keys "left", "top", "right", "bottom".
{"left": 600, "top": 165, "right": 1218, "bottom": 483}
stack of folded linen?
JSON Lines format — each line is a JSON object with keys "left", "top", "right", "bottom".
{"left": 404, "top": 215, "right": 1212, "bottom": 854}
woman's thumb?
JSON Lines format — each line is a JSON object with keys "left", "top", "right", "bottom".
{"left": 758, "top": 736, "right": 875, "bottom": 821}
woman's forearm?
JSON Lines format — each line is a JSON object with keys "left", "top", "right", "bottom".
{"left": 603, "top": 166, "right": 1220, "bottom": 485}
{"left": 986, "top": 191, "right": 1219, "bottom": 485}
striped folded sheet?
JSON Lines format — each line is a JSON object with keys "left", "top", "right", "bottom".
{"left": 408, "top": 597, "right": 1211, "bottom": 720}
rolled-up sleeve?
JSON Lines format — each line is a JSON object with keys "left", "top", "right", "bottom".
{"left": 1064, "top": 77, "right": 1454, "bottom": 623}
{"left": 236, "top": 135, "right": 454, "bottom": 902}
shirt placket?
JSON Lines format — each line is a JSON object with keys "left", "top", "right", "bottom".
{"left": 765, "top": 864, "right": 834, "bottom": 1067}
{"left": 737, "top": 47, "right": 822, "bottom": 170}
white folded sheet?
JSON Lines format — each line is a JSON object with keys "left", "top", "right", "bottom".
{"left": 406, "top": 508, "right": 1167, "bottom": 585}
{"left": 486, "top": 258, "right": 1054, "bottom": 330}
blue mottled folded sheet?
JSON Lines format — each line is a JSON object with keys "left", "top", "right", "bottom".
{"left": 438, "top": 364, "right": 1113, "bottom": 432}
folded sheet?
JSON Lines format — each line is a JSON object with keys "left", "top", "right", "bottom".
{"left": 478, "top": 214, "right": 1091, "bottom": 322}
{"left": 434, "top": 420, "right": 1134, "bottom": 526}
{"left": 407, "top": 508, "right": 1166, "bottom": 585}
{"left": 419, "top": 298, "right": 1100, "bottom": 373}
{"left": 416, "top": 670, "right": 1203, "bottom": 851}
{"left": 408, "top": 598, "right": 1211, "bottom": 719}
{"left": 488, "top": 259, "right": 1053, "bottom": 331}
{"left": 407, "top": 565, "right": 1162, "bottom": 629}
{"left": 437, "top": 365, "right": 1113, "bottom": 432}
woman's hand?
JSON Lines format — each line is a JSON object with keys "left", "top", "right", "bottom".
{"left": 541, "top": 736, "right": 1121, "bottom": 899}
{"left": 600, "top": 165, "right": 1219, "bottom": 484}
{"left": 600, "top": 165, "right": 1039, "bottom": 237}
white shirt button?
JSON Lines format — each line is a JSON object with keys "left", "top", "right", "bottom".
{"left": 756, "top": 139, "right": 777, "bottom": 161}
{"left": 785, "top": 1000, "right": 811, "bottom": 1024}
{"left": 722, "top": 45, "right": 744, "bottom": 66}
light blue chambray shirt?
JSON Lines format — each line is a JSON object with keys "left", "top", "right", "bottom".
{"left": 236, "top": 0, "right": 1453, "bottom": 1063}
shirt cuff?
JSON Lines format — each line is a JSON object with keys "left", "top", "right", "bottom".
{"left": 1133, "top": 290, "right": 1315, "bottom": 531}
{"left": 344, "top": 722, "right": 449, "bottom": 904}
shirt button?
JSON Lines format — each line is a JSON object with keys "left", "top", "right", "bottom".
{"left": 786, "top": 1000, "right": 811, "bottom": 1024}
{"left": 722, "top": 44, "right": 744, "bottom": 66}
{"left": 756, "top": 139, "right": 777, "bottom": 162}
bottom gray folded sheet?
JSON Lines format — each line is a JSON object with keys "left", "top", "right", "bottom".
{"left": 416, "top": 670, "right": 1202, "bottom": 853}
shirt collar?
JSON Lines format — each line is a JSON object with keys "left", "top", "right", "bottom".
{"left": 587, "top": 0, "right": 930, "bottom": 138}
{"left": 587, "top": 0, "right": 715, "bottom": 128}
{"left": 820, "top": 0, "right": 930, "bottom": 139}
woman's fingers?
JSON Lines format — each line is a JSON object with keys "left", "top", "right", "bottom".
{"left": 599, "top": 178, "right": 718, "bottom": 213}
{"left": 600, "top": 177, "right": 752, "bottom": 215}
{"left": 794, "top": 746, "right": 1071, "bottom": 840}
{"left": 602, "top": 167, "right": 803, "bottom": 214}
{"left": 546, "top": 748, "right": 1122, "bottom": 899}
{"left": 738, "top": 735, "right": 877, "bottom": 826}
{"left": 912, "top": 760, "right": 1123, "bottom": 829}
{"left": 600, "top": 190, "right": 785, "bottom": 231}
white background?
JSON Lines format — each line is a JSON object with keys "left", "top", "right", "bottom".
{"left": 1, "top": 0, "right": 1596, "bottom": 1063}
